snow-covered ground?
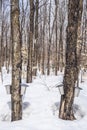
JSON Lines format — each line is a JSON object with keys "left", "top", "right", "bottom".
{"left": 0, "top": 67, "right": 87, "bottom": 130}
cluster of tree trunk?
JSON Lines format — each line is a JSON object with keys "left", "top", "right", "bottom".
{"left": 0, "top": 0, "right": 85, "bottom": 121}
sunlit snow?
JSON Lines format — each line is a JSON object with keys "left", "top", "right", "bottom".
{"left": 0, "top": 67, "right": 87, "bottom": 130}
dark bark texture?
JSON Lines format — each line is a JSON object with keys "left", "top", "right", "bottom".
{"left": 59, "top": 0, "right": 83, "bottom": 120}
{"left": 11, "top": 0, "right": 22, "bottom": 121}
{"left": 27, "top": 0, "right": 34, "bottom": 82}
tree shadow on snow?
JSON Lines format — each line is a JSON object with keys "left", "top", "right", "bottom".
{"left": 52, "top": 102, "right": 60, "bottom": 116}
{"left": 22, "top": 102, "right": 30, "bottom": 110}
{"left": 73, "top": 104, "right": 85, "bottom": 119}
{"left": 52, "top": 102, "right": 85, "bottom": 120}
{"left": 7, "top": 101, "right": 30, "bottom": 110}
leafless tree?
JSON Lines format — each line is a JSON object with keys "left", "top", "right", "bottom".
{"left": 11, "top": 0, "right": 22, "bottom": 121}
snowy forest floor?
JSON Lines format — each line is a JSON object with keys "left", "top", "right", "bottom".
{"left": 0, "top": 68, "right": 87, "bottom": 130}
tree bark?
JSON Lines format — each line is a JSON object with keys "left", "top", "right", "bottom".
{"left": 27, "top": 0, "right": 34, "bottom": 83}
{"left": 76, "top": 0, "right": 84, "bottom": 79}
{"left": 1, "top": 12, "right": 4, "bottom": 67}
{"left": 59, "top": 0, "right": 83, "bottom": 120}
{"left": 55, "top": 0, "right": 58, "bottom": 75}
{"left": 47, "top": 0, "right": 51, "bottom": 75}
{"left": 11, "top": 0, "right": 22, "bottom": 121}
{"left": 59, "top": 25, "right": 63, "bottom": 72}
{"left": 33, "top": 0, "right": 39, "bottom": 76}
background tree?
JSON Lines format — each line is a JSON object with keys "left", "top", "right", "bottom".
{"left": 27, "top": 0, "right": 35, "bottom": 83}
{"left": 33, "top": 0, "right": 39, "bottom": 76}
{"left": 55, "top": 0, "right": 59, "bottom": 75}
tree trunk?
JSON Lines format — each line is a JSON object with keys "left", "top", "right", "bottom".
{"left": 59, "top": 25, "right": 64, "bottom": 72}
{"left": 5, "top": 26, "right": 9, "bottom": 71}
{"left": 76, "top": 0, "right": 84, "bottom": 79}
{"left": 33, "top": 0, "right": 39, "bottom": 76}
{"left": 47, "top": 0, "right": 51, "bottom": 75}
{"left": 55, "top": 0, "right": 58, "bottom": 75}
{"left": 11, "top": 0, "right": 22, "bottom": 121}
{"left": 0, "top": 0, "right": 2, "bottom": 72}
{"left": 27, "top": 0, "right": 34, "bottom": 83}
{"left": 42, "top": 3, "right": 47, "bottom": 75}
{"left": 47, "top": 42, "right": 51, "bottom": 75}
{"left": 1, "top": 12, "right": 4, "bottom": 67}
{"left": 42, "top": 28, "right": 45, "bottom": 75}
{"left": 59, "top": 0, "right": 83, "bottom": 120}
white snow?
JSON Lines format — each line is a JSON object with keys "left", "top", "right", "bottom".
{"left": 0, "top": 67, "right": 87, "bottom": 130}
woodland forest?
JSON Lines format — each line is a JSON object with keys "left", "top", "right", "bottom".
{"left": 0, "top": 0, "right": 87, "bottom": 123}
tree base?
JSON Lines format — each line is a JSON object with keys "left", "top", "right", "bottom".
{"left": 59, "top": 112, "right": 76, "bottom": 120}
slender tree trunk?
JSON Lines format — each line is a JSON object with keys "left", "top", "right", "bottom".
{"left": 11, "top": 0, "right": 22, "bottom": 121}
{"left": 59, "top": 25, "right": 63, "bottom": 72}
{"left": 55, "top": 0, "right": 58, "bottom": 75}
{"left": 5, "top": 26, "right": 9, "bottom": 71}
{"left": 47, "top": 0, "right": 51, "bottom": 75}
{"left": 47, "top": 42, "right": 51, "bottom": 75}
{"left": 35, "top": 0, "right": 39, "bottom": 40}
{"left": 76, "top": 0, "right": 84, "bottom": 79}
{"left": 82, "top": 1, "right": 87, "bottom": 53}
{"left": 42, "top": 3, "right": 47, "bottom": 75}
{"left": 42, "top": 28, "right": 45, "bottom": 75}
{"left": 0, "top": 0, "right": 2, "bottom": 72}
{"left": 37, "top": 13, "right": 42, "bottom": 71}
{"left": 1, "top": 13, "right": 4, "bottom": 67}
{"left": 27, "top": 0, "right": 34, "bottom": 83}
{"left": 55, "top": 25, "right": 58, "bottom": 75}
{"left": 33, "top": 0, "right": 39, "bottom": 76}
{"left": 9, "top": 34, "right": 12, "bottom": 66}
{"left": 59, "top": 0, "right": 83, "bottom": 120}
